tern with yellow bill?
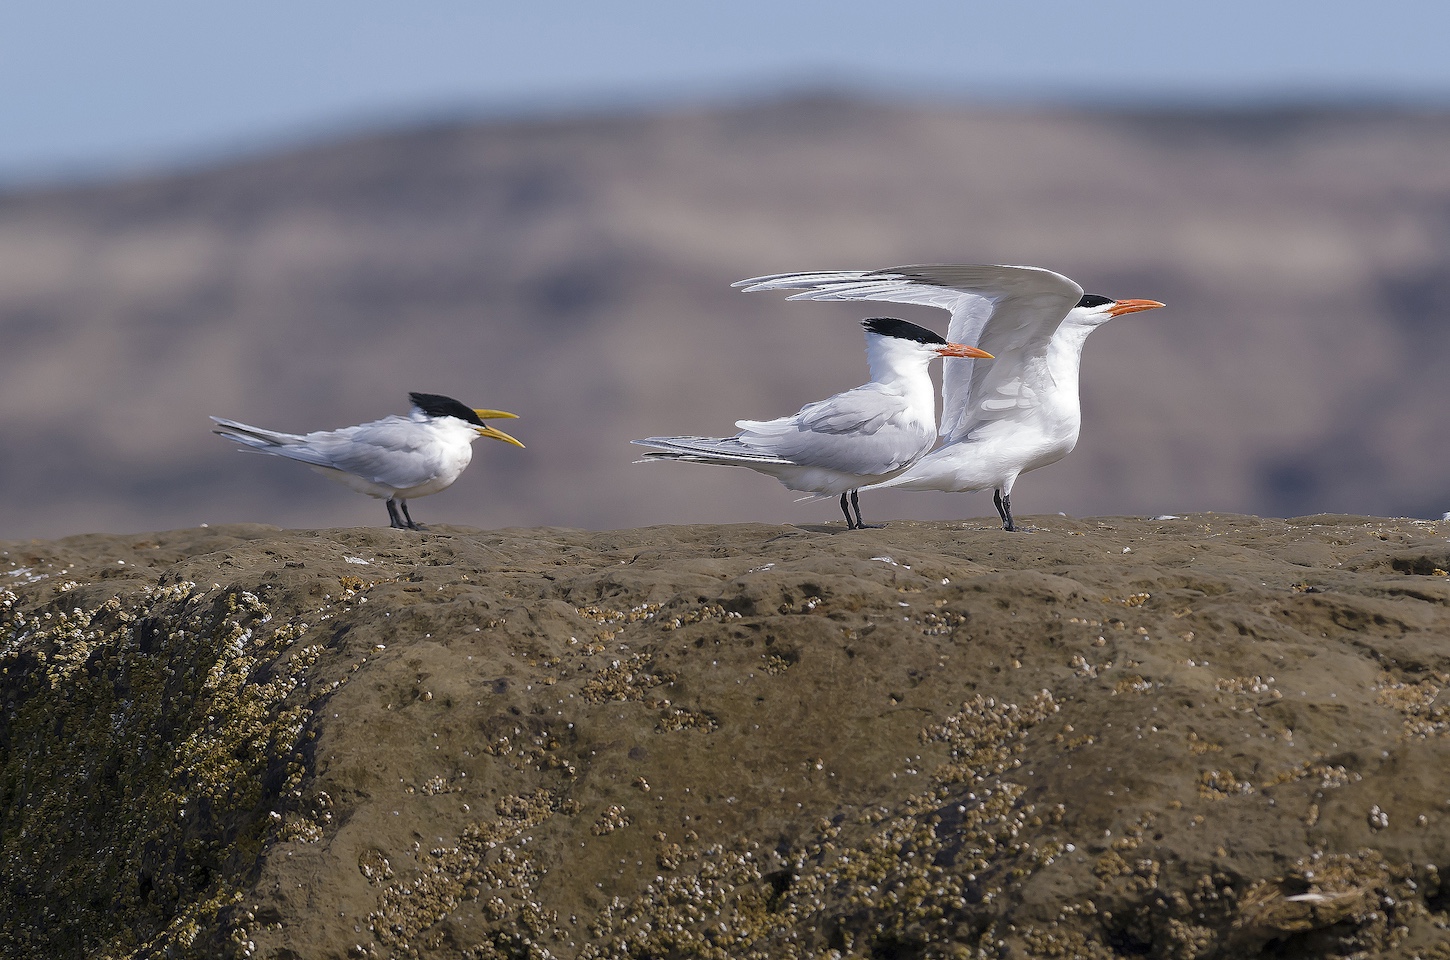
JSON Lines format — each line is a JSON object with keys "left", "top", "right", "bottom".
{"left": 212, "top": 392, "right": 524, "bottom": 530}
{"left": 736, "top": 265, "right": 1164, "bottom": 530}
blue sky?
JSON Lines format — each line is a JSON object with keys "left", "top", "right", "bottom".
{"left": 3, "top": 0, "right": 1449, "bottom": 184}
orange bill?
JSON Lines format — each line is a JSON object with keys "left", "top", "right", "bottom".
{"left": 1107, "top": 299, "right": 1165, "bottom": 317}
{"left": 936, "top": 343, "right": 995, "bottom": 359}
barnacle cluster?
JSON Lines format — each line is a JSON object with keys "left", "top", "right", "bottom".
{"left": 573, "top": 653, "right": 667, "bottom": 707}
{"left": 1375, "top": 670, "right": 1450, "bottom": 740}
{"left": 366, "top": 789, "right": 580, "bottom": 953}
{"left": 5, "top": 514, "right": 1450, "bottom": 959}
{"left": 568, "top": 692, "right": 1067, "bottom": 959}
{"left": 0, "top": 577, "right": 327, "bottom": 958}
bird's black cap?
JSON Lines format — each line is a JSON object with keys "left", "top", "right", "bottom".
{"left": 1077, "top": 294, "right": 1114, "bottom": 308}
{"left": 409, "top": 392, "right": 486, "bottom": 426}
{"left": 861, "top": 317, "right": 947, "bottom": 345}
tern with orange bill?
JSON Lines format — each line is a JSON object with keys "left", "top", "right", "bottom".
{"left": 212, "top": 392, "right": 524, "bottom": 530}
{"left": 736, "top": 265, "right": 1164, "bottom": 530}
{"left": 634, "top": 318, "right": 992, "bottom": 529}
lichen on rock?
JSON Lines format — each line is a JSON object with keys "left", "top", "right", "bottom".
{"left": 3, "top": 515, "right": 1450, "bottom": 958}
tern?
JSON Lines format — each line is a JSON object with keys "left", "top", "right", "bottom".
{"left": 633, "top": 318, "right": 992, "bottom": 529}
{"left": 212, "top": 392, "right": 524, "bottom": 530}
{"left": 736, "top": 265, "right": 1163, "bottom": 531}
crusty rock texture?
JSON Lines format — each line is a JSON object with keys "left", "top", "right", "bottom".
{"left": 3, "top": 514, "right": 1450, "bottom": 959}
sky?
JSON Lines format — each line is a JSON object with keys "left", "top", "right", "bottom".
{"left": 3, "top": 0, "right": 1450, "bottom": 186}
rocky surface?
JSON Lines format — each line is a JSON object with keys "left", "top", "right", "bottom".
{"left": 3, "top": 514, "right": 1450, "bottom": 959}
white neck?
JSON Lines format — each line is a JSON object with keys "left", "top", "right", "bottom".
{"left": 1045, "top": 320, "right": 1096, "bottom": 393}
{"left": 864, "top": 335, "right": 938, "bottom": 384}
{"left": 864, "top": 335, "right": 941, "bottom": 421}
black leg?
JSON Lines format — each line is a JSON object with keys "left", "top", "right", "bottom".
{"left": 993, "top": 488, "right": 1017, "bottom": 532}
{"left": 839, "top": 492, "right": 857, "bottom": 529}
{"left": 399, "top": 500, "right": 422, "bottom": 531}
{"left": 850, "top": 490, "right": 883, "bottom": 529}
{"left": 386, "top": 498, "right": 407, "bottom": 529}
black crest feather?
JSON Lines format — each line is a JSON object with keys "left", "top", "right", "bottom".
{"left": 1076, "top": 294, "right": 1114, "bottom": 308}
{"left": 860, "top": 317, "right": 946, "bottom": 345}
{"left": 409, "top": 392, "right": 485, "bottom": 426}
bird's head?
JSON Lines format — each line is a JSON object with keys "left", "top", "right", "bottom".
{"left": 1067, "top": 294, "right": 1165, "bottom": 328}
{"left": 861, "top": 318, "right": 993, "bottom": 374}
{"left": 408, "top": 392, "right": 526, "bottom": 447}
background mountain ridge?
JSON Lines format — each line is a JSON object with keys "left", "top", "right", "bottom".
{"left": 2, "top": 95, "right": 1447, "bottom": 538}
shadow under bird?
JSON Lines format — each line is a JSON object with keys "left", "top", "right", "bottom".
{"left": 633, "top": 318, "right": 992, "bottom": 529}
{"left": 737, "top": 265, "right": 1163, "bottom": 531}
{"left": 212, "top": 392, "right": 524, "bottom": 530}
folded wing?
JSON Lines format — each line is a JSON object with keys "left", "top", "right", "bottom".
{"left": 738, "top": 383, "right": 928, "bottom": 474}
{"left": 213, "top": 415, "right": 448, "bottom": 489}
{"left": 635, "top": 383, "right": 928, "bottom": 479}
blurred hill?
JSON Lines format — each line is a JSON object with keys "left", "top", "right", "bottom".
{"left": 1, "top": 96, "right": 1448, "bottom": 539}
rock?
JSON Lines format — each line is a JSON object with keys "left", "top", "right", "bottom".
{"left": 2, "top": 513, "right": 1449, "bottom": 958}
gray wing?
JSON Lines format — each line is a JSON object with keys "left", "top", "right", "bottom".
{"left": 631, "top": 436, "right": 792, "bottom": 464}
{"left": 296, "top": 418, "right": 451, "bottom": 488}
{"left": 215, "top": 415, "right": 446, "bottom": 489}
{"left": 736, "top": 264, "right": 1083, "bottom": 440}
{"left": 735, "top": 383, "right": 929, "bottom": 475}
{"left": 212, "top": 417, "right": 331, "bottom": 464}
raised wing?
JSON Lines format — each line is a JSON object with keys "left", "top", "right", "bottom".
{"left": 736, "top": 270, "right": 995, "bottom": 340}
{"left": 736, "top": 264, "right": 1083, "bottom": 440}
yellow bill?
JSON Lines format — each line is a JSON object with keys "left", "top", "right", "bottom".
{"left": 476, "top": 423, "right": 525, "bottom": 448}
